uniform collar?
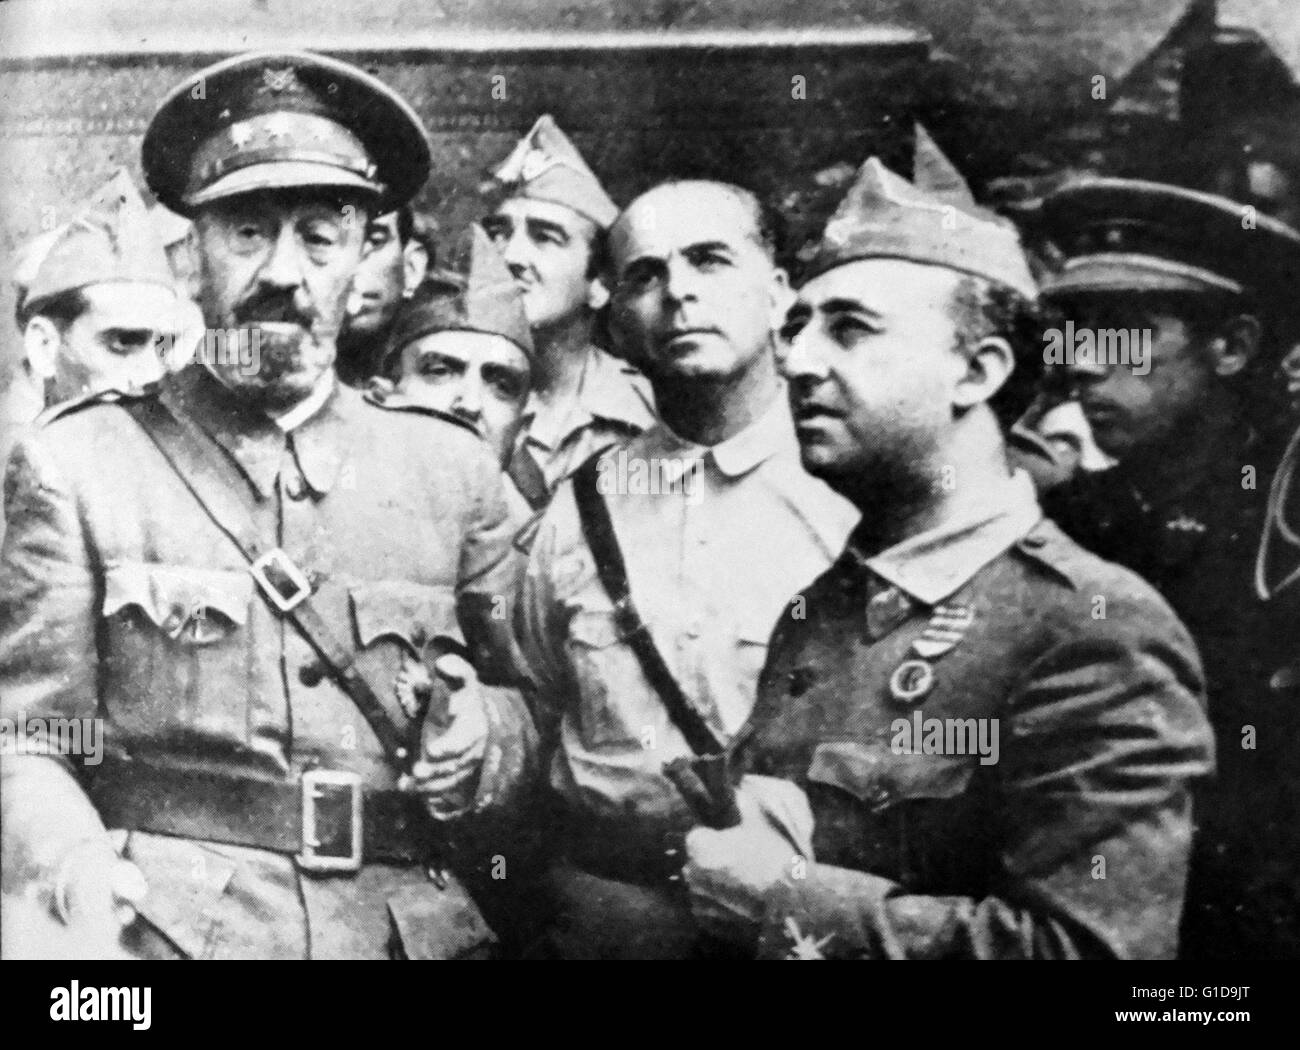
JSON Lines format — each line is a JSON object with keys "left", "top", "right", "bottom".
{"left": 163, "top": 364, "right": 350, "bottom": 500}
{"left": 270, "top": 370, "right": 335, "bottom": 432}
{"left": 523, "top": 345, "right": 655, "bottom": 452}
{"left": 856, "top": 469, "right": 1042, "bottom": 605}
{"left": 640, "top": 388, "right": 793, "bottom": 486}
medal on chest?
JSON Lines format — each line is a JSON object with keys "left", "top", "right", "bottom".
{"left": 887, "top": 601, "right": 975, "bottom": 706}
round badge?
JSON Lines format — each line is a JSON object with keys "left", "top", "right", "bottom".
{"left": 889, "top": 659, "right": 935, "bottom": 705}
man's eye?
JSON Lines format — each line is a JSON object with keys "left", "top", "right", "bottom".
{"left": 417, "top": 359, "right": 454, "bottom": 378}
{"left": 688, "top": 251, "right": 730, "bottom": 271}
{"left": 830, "top": 316, "right": 878, "bottom": 344}
{"left": 619, "top": 264, "right": 661, "bottom": 291}
{"left": 304, "top": 229, "right": 339, "bottom": 249}
{"left": 489, "top": 375, "right": 526, "bottom": 400}
{"left": 235, "top": 224, "right": 266, "bottom": 243}
{"left": 531, "top": 229, "right": 564, "bottom": 247}
{"left": 482, "top": 223, "right": 509, "bottom": 243}
{"left": 105, "top": 331, "right": 154, "bottom": 354}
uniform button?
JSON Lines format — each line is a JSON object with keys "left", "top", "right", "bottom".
{"left": 298, "top": 662, "right": 326, "bottom": 687}
{"left": 285, "top": 474, "right": 310, "bottom": 501}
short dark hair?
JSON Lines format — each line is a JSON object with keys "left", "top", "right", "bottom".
{"left": 949, "top": 275, "right": 1051, "bottom": 429}
{"left": 16, "top": 286, "right": 91, "bottom": 333}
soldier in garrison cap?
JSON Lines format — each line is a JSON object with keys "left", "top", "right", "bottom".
{"left": 1, "top": 171, "right": 179, "bottom": 480}
{"left": 482, "top": 115, "right": 656, "bottom": 512}
{"left": 0, "top": 51, "right": 534, "bottom": 960}
{"left": 1037, "top": 178, "right": 1300, "bottom": 959}
{"left": 370, "top": 225, "right": 534, "bottom": 477}
{"left": 678, "top": 133, "right": 1213, "bottom": 959}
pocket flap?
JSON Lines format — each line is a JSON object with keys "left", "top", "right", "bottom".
{"left": 350, "top": 581, "right": 462, "bottom": 653}
{"left": 125, "top": 832, "right": 237, "bottom": 960}
{"left": 103, "top": 562, "right": 253, "bottom": 636}
{"left": 386, "top": 876, "right": 497, "bottom": 960}
{"left": 807, "top": 742, "right": 975, "bottom": 810}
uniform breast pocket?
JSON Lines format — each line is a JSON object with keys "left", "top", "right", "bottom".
{"left": 564, "top": 607, "right": 649, "bottom": 751}
{"left": 349, "top": 580, "right": 463, "bottom": 707}
{"left": 806, "top": 742, "right": 981, "bottom": 883}
{"left": 100, "top": 562, "right": 254, "bottom": 736}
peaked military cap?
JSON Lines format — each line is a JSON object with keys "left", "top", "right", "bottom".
{"left": 803, "top": 125, "right": 1037, "bottom": 299}
{"left": 385, "top": 225, "right": 534, "bottom": 372}
{"left": 1039, "top": 177, "right": 1300, "bottom": 311}
{"left": 488, "top": 115, "right": 617, "bottom": 229}
{"left": 143, "top": 50, "right": 430, "bottom": 216}
{"left": 21, "top": 169, "right": 175, "bottom": 309}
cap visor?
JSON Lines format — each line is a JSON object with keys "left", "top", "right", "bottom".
{"left": 1041, "top": 256, "right": 1242, "bottom": 298}
{"left": 184, "top": 161, "right": 382, "bottom": 209}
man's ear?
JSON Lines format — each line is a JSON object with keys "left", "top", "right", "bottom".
{"left": 402, "top": 240, "right": 429, "bottom": 298}
{"left": 586, "top": 274, "right": 610, "bottom": 311}
{"left": 767, "top": 268, "right": 793, "bottom": 331}
{"left": 23, "top": 316, "right": 61, "bottom": 380}
{"left": 1210, "top": 314, "right": 1261, "bottom": 377}
{"left": 954, "top": 336, "right": 1015, "bottom": 410}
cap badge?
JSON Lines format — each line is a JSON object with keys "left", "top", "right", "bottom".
{"left": 261, "top": 67, "right": 302, "bottom": 95}
{"left": 519, "top": 147, "right": 562, "bottom": 183}
{"left": 228, "top": 121, "right": 254, "bottom": 149}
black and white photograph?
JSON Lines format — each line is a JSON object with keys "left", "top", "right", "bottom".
{"left": 0, "top": 0, "right": 1296, "bottom": 996}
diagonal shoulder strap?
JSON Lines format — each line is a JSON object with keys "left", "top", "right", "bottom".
{"left": 121, "top": 395, "right": 414, "bottom": 767}
{"left": 571, "top": 454, "right": 725, "bottom": 757}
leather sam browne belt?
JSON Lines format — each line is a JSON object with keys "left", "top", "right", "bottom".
{"left": 90, "top": 761, "right": 435, "bottom": 870}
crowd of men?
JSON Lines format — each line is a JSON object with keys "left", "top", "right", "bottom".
{"left": 1, "top": 48, "right": 1298, "bottom": 960}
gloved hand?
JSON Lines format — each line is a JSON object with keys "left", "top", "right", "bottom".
{"left": 400, "top": 653, "right": 490, "bottom": 821}
{"left": 682, "top": 775, "right": 814, "bottom": 948}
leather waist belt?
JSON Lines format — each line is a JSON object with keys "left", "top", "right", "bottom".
{"left": 89, "top": 761, "right": 434, "bottom": 870}
{"left": 554, "top": 808, "right": 686, "bottom": 887}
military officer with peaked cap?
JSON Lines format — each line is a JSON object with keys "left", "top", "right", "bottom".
{"left": 0, "top": 51, "right": 534, "bottom": 960}
{"left": 1038, "top": 177, "right": 1300, "bottom": 958}
{"left": 678, "top": 134, "right": 1214, "bottom": 959}
{"left": 482, "top": 115, "right": 656, "bottom": 511}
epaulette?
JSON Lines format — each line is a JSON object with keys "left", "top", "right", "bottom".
{"left": 1011, "top": 518, "right": 1085, "bottom": 591}
{"left": 360, "top": 384, "right": 481, "bottom": 439}
{"left": 34, "top": 383, "right": 158, "bottom": 428}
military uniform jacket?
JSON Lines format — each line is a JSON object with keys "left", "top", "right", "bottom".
{"left": 738, "top": 472, "right": 1214, "bottom": 959}
{"left": 1045, "top": 443, "right": 1300, "bottom": 958}
{"left": 0, "top": 365, "right": 533, "bottom": 958}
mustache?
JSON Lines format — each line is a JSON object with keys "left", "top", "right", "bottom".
{"left": 234, "top": 289, "right": 319, "bottom": 328}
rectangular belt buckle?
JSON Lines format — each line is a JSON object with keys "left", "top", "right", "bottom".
{"left": 250, "top": 548, "right": 312, "bottom": 614}
{"left": 298, "top": 769, "right": 363, "bottom": 874}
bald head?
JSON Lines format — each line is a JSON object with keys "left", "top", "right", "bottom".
{"left": 605, "top": 179, "right": 789, "bottom": 384}
{"left": 608, "top": 181, "right": 777, "bottom": 279}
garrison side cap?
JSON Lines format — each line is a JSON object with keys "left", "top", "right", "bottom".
{"left": 22, "top": 169, "right": 175, "bottom": 307}
{"left": 802, "top": 125, "right": 1038, "bottom": 299}
{"left": 1039, "top": 177, "right": 1300, "bottom": 310}
{"left": 142, "top": 50, "right": 431, "bottom": 217}
{"left": 384, "top": 225, "right": 534, "bottom": 372}
{"left": 488, "top": 114, "right": 618, "bottom": 230}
